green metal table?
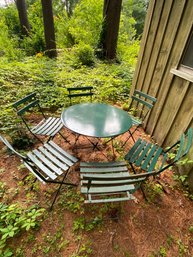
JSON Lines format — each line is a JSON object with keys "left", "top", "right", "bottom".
{"left": 61, "top": 103, "right": 132, "bottom": 139}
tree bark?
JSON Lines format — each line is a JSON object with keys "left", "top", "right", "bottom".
{"left": 41, "top": 0, "right": 57, "bottom": 58}
{"left": 97, "top": 0, "right": 122, "bottom": 60}
{"left": 16, "top": 0, "right": 30, "bottom": 36}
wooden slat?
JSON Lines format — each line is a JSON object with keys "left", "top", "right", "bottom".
{"left": 163, "top": 83, "right": 193, "bottom": 146}
{"left": 125, "top": 138, "right": 142, "bottom": 160}
{"left": 141, "top": 144, "right": 158, "bottom": 170}
{"left": 134, "top": 0, "right": 165, "bottom": 93}
{"left": 146, "top": 0, "right": 190, "bottom": 137}
{"left": 17, "top": 99, "right": 39, "bottom": 115}
{"left": 23, "top": 162, "right": 46, "bottom": 183}
{"left": 68, "top": 93, "right": 94, "bottom": 98}
{"left": 141, "top": 0, "right": 173, "bottom": 96}
{"left": 132, "top": 95, "right": 153, "bottom": 109}
{"left": 84, "top": 194, "right": 135, "bottom": 204}
{"left": 38, "top": 146, "right": 68, "bottom": 171}
{"left": 154, "top": 78, "right": 189, "bottom": 145}
{"left": 134, "top": 90, "right": 157, "bottom": 102}
{"left": 67, "top": 86, "right": 93, "bottom": 91}
{"left": 81, "top": 172, "right": 130, "bottom": 179}
{"left": 12, "top": 92, "right": 36, "bottom": 108}
{"left": 80, "top": 161, "right": 127, "bottom": 167}
{"left": 80, "top": 166, "right": 128, "bottom": 173}
{"left": 147, "top": 147, "right": 163, "bottom": 172}
{"left": 81, "top": 184, "right": 134, "bottom": 194}
{"left": 48, "top": 141, "right": 78, "bottom": 163}
{"left": 27, "top": 152, "right": 57, "bottom": 180}
{"left": 131, "top": 0, "right": 156, "bottom": 96}
{"left": 135, "top": 143, "right": 152, "bottom": 166}
{"left": 32, "top": 149, "right": 63, "bottom": 175}
{"left": 130, "top": 140, "right": 148, "bottom": 163}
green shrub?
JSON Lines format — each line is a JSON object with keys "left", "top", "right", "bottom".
{"left": 73, "top": 42, "right": 95, "bottom": 66}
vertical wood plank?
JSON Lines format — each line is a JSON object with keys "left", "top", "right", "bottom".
{"left": 163, "top": 81, "right": 193, "bottom": 146}
{"left": 153, "top": 78, "right": 189, "bottom": 145}
{"left": 146, "top": 0, "right": 193, "bottom": 138}
{"left": 131, "top": 0, "right": 163, "bottom": 95}
{"left": 131, "top": 0, "right": 156, "bottom": 96}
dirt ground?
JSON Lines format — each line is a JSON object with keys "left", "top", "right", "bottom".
{"left": 0, "top": 116, "right": 193, "bottom": 257}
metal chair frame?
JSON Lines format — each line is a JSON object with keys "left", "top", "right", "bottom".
{"left": 12, "top": 92, "right": 69, "bottom": 144}
{"left": 123, "top": 90, "right": 157, "bottom": 145}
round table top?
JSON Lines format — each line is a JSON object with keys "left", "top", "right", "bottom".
{"left": 61, "top": 103, "right": 132, "bottom": 138}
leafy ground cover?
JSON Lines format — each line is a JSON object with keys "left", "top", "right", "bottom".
{"left": 0, "top": 52, "right": 133, "bottom": 138}
{"left": 0, "top": 121, "right": 193, "bottom": 257}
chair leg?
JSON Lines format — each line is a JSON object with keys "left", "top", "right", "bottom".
{"left": 58, "top": 131, "right": 71, "bottom": 145}
{"left": 122, "top": 130, "right": 135, "bottom": 147}
{"left": 140, "top": 184, "right": 148, "bottom": 201}
{"left": 49, "top": 171, "right": 77, "bottom": 210}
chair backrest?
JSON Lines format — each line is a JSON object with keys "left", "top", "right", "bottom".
{"left": 130, "top": 90, "right": 157, "bottom": 121}
{"left": 67, "top": 86, "right": 94, "bottom": 105}
{"left": 12, "top": 92, "right": 45, "bottom": 131}
{"left": 0, "top": 135, "right": 26, "bottom": 160}
{"left": 155, "top": 127, "right": 193, "bottom": 174}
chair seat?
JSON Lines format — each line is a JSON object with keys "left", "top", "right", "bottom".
{"left": 80, "top": 161, "right": 136, "bottom": 203}
{"left": 125, "top": 138, "right": 166, "bottom": 173}
{"left": 31, "top": 117, "right": 64, "bottom": 137}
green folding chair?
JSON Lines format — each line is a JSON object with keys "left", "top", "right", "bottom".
{"left": 123, "top": 90, "right": 157, "bottom": 145}
{"left": 67, "top": 86, "right": 94, "bottom": 105}
{"left": 12, "top": 92, "right": 69, "bottom": 144}
{"left": 125, "top": 128, "right": 193, "bottom": 198}
{"left": 0, "top": 135, "right": 78, "bottom": 209}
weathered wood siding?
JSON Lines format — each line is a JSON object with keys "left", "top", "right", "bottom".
{"left": 132, "top": 0, "right": 193, "bottom": 147}
{"left": 132, "top": 0, "right": 193, "bottom": 190}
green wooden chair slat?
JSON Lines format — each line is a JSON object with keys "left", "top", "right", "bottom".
{"left": 0, "top": 135, "right": 78, "bottom": 210}
{"left": 48, "top": 140, "right": 78, "bottom": 163}
{"left": 134, "top": 90, "right": 157, "bottom": 102}
{"left": 38, "top": 146, "right": 68, "bottom": 171}
{"left": 80, "top": 166, "right": 128, "bottom": 173}
{"left": 68, "top": 92, "right": 94, "bottom": 98}
{"left": 84, "top": 194, "right": 135, "bottom": 204}
{"left": 80, "top": 161, "right": 149, "bottom": 204}
{"left": 80, "top": 161, "right": 127, "bottom": 167}
{"left": 131, "top": 95, "right": 153, "bottom": 109}
{"left": 135, "top": 142, "right": 152, "bottom": 166}
{"left": 27, "top": 152, "right": 57, "bottom": 180}
{"left": 17, "top": 99, "right": 40, "bottom": 116}
{"left": 67, "top": 86, "right": 94, "bottom": 105}
{"left": 43, "top": 143, "right": 76, "bottom": 167}
{"left": 147, "top": 147, "right": 163, "bottom": 172}
{"left": 32, "top": 149, "right": 63, "bottom": 176}
{"left": 129, "top": 140, "right": 148, "bottom": 163}
{"left": 125, "top": 138, "right": 142, "bottom": 160}
{"left": 141, "top": 144, "right": 159, "bottom": 171}
{"left": 81, "top": 184, "right": 135, "bottom": 194}
{"left": 12, "top": 92, "right": 36, "bottom": 108}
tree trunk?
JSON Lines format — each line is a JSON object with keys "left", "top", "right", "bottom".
{"left": 97, "top": 0, "right": 122, "bottom": 60}
{"left": 16, "top": 0, "right": 30, "bottom": 36}
{"left": 41, "top": 0, "right": 57, "bottom": 58}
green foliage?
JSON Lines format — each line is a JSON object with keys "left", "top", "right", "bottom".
{"left": 72, "top": 42, "right": 95, "bottom": 66}
{"left": 0, "top": 203, "right": 45, "bottom": 255}
{"left": 0, "top": 53, "right": 134, "bottom": 136}
{"left": 68, "top": 0, "right": 103, "bottom": 46}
